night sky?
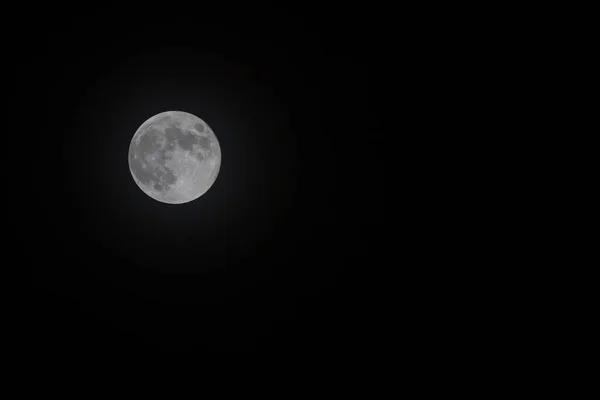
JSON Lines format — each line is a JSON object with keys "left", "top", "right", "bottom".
{"left": 23, "top": 7, "right": 384, "bottom": 356}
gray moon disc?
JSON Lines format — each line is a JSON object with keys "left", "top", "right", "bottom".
{"left": 128, "top": 111, "right": 221, "bottom": 204}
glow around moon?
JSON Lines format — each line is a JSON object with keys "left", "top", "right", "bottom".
{"left": 128, "top": 111, "right": 221, "bottom": 204}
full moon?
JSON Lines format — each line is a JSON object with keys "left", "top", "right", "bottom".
{"left": 128, "top": 111, "right": 221, "bottom": 204}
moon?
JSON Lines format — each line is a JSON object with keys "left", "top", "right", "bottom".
{"left": 128, "top": 111, "right": 221, "bottom": 204}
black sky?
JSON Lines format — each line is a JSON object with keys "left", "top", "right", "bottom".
{"left": 22, "top": 7, "right": 385, "bottom": 356}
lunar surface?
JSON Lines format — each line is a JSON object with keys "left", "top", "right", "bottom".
{"left": 128, "top": 111, "right": 221, "bottom": 204}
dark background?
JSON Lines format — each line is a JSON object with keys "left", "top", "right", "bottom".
{"left": 20, "top": 7, "right": 385, "bottom": 355}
